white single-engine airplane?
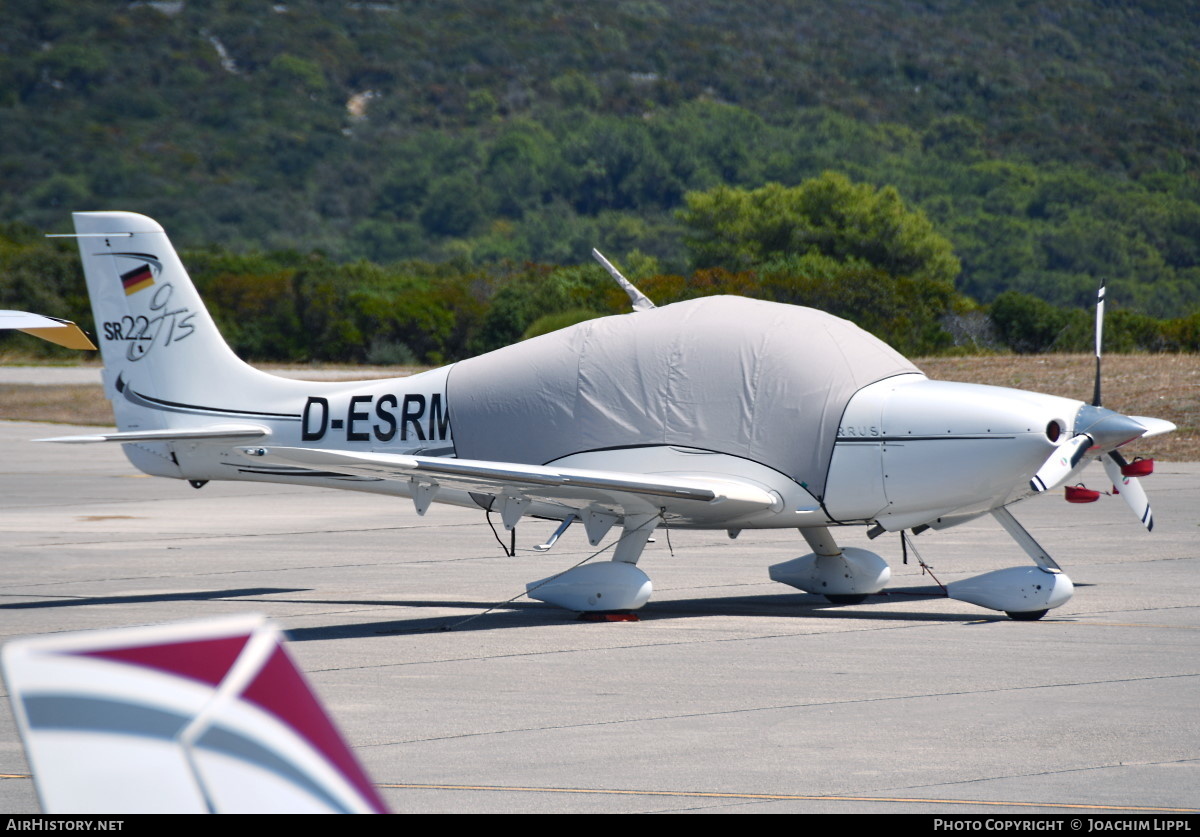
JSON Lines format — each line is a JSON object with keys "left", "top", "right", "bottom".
{"left": 42, "top": 212, "right": 1174, "bottom": 620}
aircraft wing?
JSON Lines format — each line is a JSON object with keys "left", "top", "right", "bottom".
{"left": 242, "top": 446, "right": 780, "bottom": 523}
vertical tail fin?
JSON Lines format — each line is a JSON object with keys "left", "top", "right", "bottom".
{"left": 71, "top": 212, "right": 304, "bottom": 476}
{"left": 73, "top": 212, "right": 259, "bottom": 409}
{"left": 72, "top": 212, "right": 297, "bottom": 429}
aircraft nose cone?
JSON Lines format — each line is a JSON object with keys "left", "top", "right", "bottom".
{"left": 1073, "top": 404, "right": 1149, "bottom": 451}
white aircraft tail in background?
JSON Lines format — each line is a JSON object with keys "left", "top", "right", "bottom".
{"left": 0, "top": 310, "right": 96, "bottom": 350}
{"left": 2, "top": 615, "right": 388, "bottom": 814}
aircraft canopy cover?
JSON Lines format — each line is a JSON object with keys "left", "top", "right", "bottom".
{"left": 446, "top": 296, "right": 920, "bottom": 499}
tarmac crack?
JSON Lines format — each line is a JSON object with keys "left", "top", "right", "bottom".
{"left": 865, "top": 754, "right": 1200, "bottom": 797}
{"left": 3, "top": 521, "right": 480, "bottom": 549}
{"left": 360, "top": 670, "right": 1200, "bottom": 749}
{"left": 307, "top": 621, "right": 947, "bottom": 673}
{"left": 0, "top": 553, "right": 525, "bottom": 592}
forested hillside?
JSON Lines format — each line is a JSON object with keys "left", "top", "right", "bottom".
{"left": 2, "top": 0, "right": 1199, "bottom": 359}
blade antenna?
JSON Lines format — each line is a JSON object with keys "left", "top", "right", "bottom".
{"left": 1092, "top": 281, "right": 1105, "bottom": 406}
{"left": 591, "top": 248, "right": 656, "bottom": 312}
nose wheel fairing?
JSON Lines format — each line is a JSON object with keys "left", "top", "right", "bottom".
{"left": 940, "top": 506, "right": 1073, "bottom": 618}
{"left": 945, "top": 566, "right": 1073, "bottom": 617}
{"left": 767, "top": 510, "right": 1072, "bottom": 620}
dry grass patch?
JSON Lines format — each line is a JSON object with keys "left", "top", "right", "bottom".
{"left": 0, "top": 384, "right": 112, "bottom": 425}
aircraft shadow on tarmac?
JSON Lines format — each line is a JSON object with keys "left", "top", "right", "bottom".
{"left": 0, "top": 583, "right": 1094, "bottom": 638}
{"left": 280, "top": 587, "right": 1026, "bottom": 642}
{"left": 2, "top": 582, "right": 1089, "bottom": 642}
{"left": 0, "top": 587, "right": 308, "bottom": 609}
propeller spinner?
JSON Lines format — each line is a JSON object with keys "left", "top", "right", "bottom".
{"left": 1028, "top": 282, "right": 1174, "bottom": 530}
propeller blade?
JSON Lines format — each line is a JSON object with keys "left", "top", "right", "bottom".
{"left": 1092, "top": 282, "right": 1105, "bottom": 407}
{"left": 1030, "top": 433, "right": 1093, "bottom": 493}
{"left": 1103, "top": 452, "right": 1153, "bottom": 531}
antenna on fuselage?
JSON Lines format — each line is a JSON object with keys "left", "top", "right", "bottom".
{"left": 591, "top": 248, "right": 656, "bottom": 312}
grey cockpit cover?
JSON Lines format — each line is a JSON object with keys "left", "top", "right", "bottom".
{"left": 446, "top": 296, "right": 919, "bottom": 499}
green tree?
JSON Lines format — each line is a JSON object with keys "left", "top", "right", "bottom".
{"left": 989, "top": 291, "right": 1089, "bottom": 353}
{"left": 679, "top": 172, "right": 961, "bottom": 286}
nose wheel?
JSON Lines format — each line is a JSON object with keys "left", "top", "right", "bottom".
{"left": 825, "top": 594, "right": 868, "bottom": 605}
{"left": 1006, "top": 609, "right": 1049, "bottom": 621}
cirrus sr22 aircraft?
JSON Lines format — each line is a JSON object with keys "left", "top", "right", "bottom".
{"left": 36, "top": 211, "right": 1175, "bottom": 621}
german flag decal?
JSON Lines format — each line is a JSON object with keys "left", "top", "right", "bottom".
{"left": 120, "top": 263, "right": 155, "bottom": 296}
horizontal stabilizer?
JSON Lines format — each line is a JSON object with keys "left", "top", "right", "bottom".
{"left": 242, "top": 446, "right": 779, "bottom": 515}
{"left": 38, "top": 424, "right": 270, "bottom": 444}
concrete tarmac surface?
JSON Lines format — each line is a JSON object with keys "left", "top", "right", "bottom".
{"left": 0, "top": 420, "right": 1196, "bottom": 814}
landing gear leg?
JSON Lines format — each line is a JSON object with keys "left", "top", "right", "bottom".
{"left": 991, "top": 507, "right": 1061, "bottom": 571}
{"left": 611, "top": 513, "right": 659, "bottom": 565}
{"left": 526, "top": 512, "right": 658, "bottom": 612}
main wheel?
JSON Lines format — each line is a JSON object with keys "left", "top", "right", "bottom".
{"left": 825, "top": 594, "right": 868, "bottom": 605}
{"left": 1006, "top": 609, "right": 1049, "bottom": 621}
